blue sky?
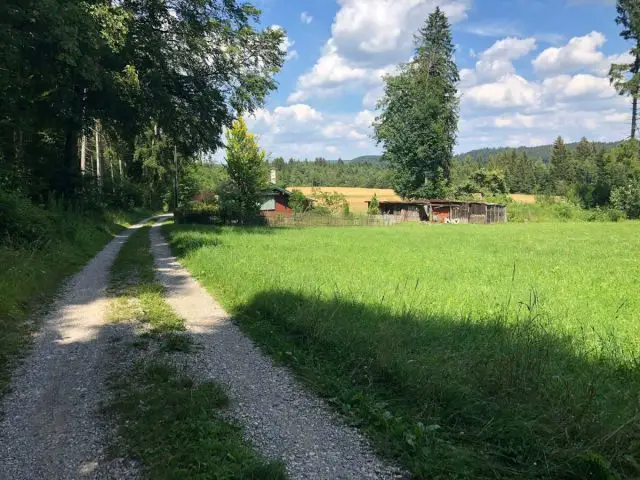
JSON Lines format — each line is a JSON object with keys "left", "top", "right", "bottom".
{"left": 245, "top": 0, "right": 631, "bottom": 160}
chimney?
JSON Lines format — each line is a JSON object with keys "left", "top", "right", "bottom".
{"left": 270, "top": 169, "right": 277, "bottom": 185}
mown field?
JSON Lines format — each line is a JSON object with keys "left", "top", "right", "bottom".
{"left": 165, "top": 222, "right": 640, "bottom": 479}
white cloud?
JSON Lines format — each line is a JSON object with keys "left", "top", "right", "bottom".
{"left": 494, "top": 113, "right": 536, "bottom": 128}
{"left": 542, "top": 74, "right": 615, "bottom": 100}
{"left": 483, "top": 37, "right": 537, "bottom": 60}
{"left": 604, "top": 112, "right": 629, "bottom": 123}
{"left": 301, "top": 12, "right": 313, "bottom": 24}
{"left": 465, "top": 74, "right": 540, "bottom": 108}
{"left": 289, "top": 0, "right": 469, "bottom": 103}
{"left": 355, "top": 110, "right": 376, "bottom": 128}
{"left": 593, "top": 51, "right": 635, "bottom": 76}
{"left": 247, "top": 106, "right": 379, "bottom": 159}
{"left": 462, "top": 37, "right": 537, "bottom": 85}
{"left": 462, "top": 22, "right": 521, "bottom": 38}
{"left": 331, "top": 0, "right": 468, "bottom": 65}
{"left": 532, "top": 31, "right": 606, "bottom": 74}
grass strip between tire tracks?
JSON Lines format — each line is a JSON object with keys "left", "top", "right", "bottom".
{"left": 106, "top": 225, "right": 286, "bottom": 479}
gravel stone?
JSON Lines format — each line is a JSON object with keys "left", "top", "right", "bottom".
{"left": 0, "top": 220, "right": 152, "bottom": 479}
{"left": 150, "top": 220, "right": 405, "bottom": 480}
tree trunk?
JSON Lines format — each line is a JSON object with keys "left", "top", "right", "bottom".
{"left": 62, "top": 126, "right": 79, "bottom": 197}
{"left": 95, "top": 120, "right": 102, "bottom": 189}
{"left": 632, "top": 51, "right": 640, "bottom": 139}
{"left": 80, "top": 132, "right": 87, "bottom": 173}
{"left": 632, "top": 97, "right": 637, "bottom": 139}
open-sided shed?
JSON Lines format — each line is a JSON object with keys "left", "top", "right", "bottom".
{"left": 368, "top": 199, "right": 507, "bottom": 224}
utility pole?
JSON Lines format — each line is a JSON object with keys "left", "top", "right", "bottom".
{"left": 174, "top": 145, "right": 179, "bottom": 210}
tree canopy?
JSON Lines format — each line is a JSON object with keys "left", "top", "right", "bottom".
{"left": 0, "top": 0, "right": 284, "bottom": 204}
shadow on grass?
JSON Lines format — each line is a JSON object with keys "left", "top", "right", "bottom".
{"left": 232, "top": 289, "right": 640, "bottom": 479}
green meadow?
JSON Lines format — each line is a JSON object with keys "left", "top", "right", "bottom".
{"left": 166, "top": 222, "right": 640, "bottom": 479}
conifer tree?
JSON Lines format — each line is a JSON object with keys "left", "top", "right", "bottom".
{"left": 374, "top": 7, "right": 459, "bottom": 199}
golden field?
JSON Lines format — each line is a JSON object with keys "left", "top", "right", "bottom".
{"left": 291, "top": 187, "right": 402, "bottom": 213}
{"left": 291, "top": 187, "right": 538, "bottom": 212}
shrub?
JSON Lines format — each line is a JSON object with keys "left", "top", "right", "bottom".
{"left": 289, "top": 190, "right": 309, "bottom": 213}
{"left": 611, "top": 183, "right": 640, "bottom": 219}
{"left": 0, "top": 191, "right": 54, "bottom": 247}
{"left": 367, "top": 194, "right": 381, "bottom": 215}
{"left": 174, "top": 203, "right": 220, "bottom": 225}
{"left": 311, "top": 190, "right": 349, "bottom": 215}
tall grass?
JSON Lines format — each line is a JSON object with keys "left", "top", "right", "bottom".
{"left": 165, "top": 222, "right": 640, "bottom": 479}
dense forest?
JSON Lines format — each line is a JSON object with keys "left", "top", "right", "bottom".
{"left": 0, "top": 0, "right": 284, "bottom": 218}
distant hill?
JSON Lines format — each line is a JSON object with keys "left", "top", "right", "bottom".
{"left": 350, "top": 155, "right": 384, "bottom": 164}
{"left": 343, "top": 140, "right": 622, "bottom": 165}
{"left": 454, "top": 140, "right": 622, "bottom": 164}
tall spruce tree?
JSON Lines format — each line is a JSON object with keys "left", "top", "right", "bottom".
{"left": 550, "top": 136, "right": 573, "bottom": 195}
{"left": 610, "top": 0, "right": 640, "bottom": 138}
{"left": 374, "top": 7, "right": 459, "bottom": 199}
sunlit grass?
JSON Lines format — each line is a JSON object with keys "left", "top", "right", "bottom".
{"left": 165, "top": 222, "right": 640, "bottom": 479}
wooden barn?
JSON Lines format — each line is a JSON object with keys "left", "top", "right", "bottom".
{"left": 368, "top": 199, "right": 507, "bottom": 224}
{"left": 259, "top": 187, "right": 312, "bottom": 217}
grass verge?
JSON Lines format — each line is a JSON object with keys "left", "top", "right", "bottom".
{"left": 164, "top": 222, "right": 640, "bottom": 480}
{"left": 0, "top": 197, "right": 152, "bottom": 396}
{"left": 106, "top": 225, "right": 286, "bottom": 479}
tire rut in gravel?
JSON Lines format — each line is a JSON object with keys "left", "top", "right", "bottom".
{"left": 150, "top": 219, "right": 404, "bottom": 480}
{"left": 0, "top": 220, "right": 152, "bottom": 480}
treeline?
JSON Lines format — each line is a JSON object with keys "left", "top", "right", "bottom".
{"left": 270, "top": 157, "right": 393, "bottom": 188}
{"left": 0, "top": 0, "right": 283, "bottom": 214}
{"left": 453, "top": 137, "right": 640, "bottom": 218}
{"left": 455, "top": 141, "right": 620, "bottom": 164}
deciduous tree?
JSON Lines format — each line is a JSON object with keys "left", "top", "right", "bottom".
{"left": 224, "top": 118, "right": 268, "bottom": 222}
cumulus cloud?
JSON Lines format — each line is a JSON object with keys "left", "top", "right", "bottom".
{"left": 246, "top": 106, "right": 379, "bottom": 159}
{"left": 473, "top": 37, "right": 537, "bottom": 82}
{"left": 542, "top": 74, "right": 616, "bottom": 100}
{"left": 465, "top": 74, "right": 540, "bottom": 108}
{"left": 301, "top": 12, "right": 313, "bottom": 24}
{"left": 289, "top": 0, "right": 469, "bottom": 103}
{"left": 532, "top": 31, "right": 606, "bottom": 73}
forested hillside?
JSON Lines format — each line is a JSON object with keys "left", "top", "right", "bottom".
{"left": 456, "top": 141, "right": 621, "bottom": 164}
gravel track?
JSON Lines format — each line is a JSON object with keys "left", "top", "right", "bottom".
{"left": 0, "top": 220, "right": 151, "bottom": 480}
{"left": 150, "top": 220, "right": 403, "bottom": 480}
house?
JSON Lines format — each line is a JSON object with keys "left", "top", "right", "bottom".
{"left": 367, "top": 199, "right": 507, "bottom": 224}
{"left": 259, "top": 187, "right": 312, "bottom": 217}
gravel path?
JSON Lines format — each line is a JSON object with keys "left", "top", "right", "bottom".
{"left": 150, "top": 220, "right": 403, "bottom": 479}
{"left": 0, "top": 220, "right": 152, "bottom": 480}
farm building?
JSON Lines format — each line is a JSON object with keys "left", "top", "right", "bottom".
{"left": 259, "top": 187, "right": 312, "bottom": 217}
{"left": 367, "top": 199, "right": 507, "bottom": 224}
